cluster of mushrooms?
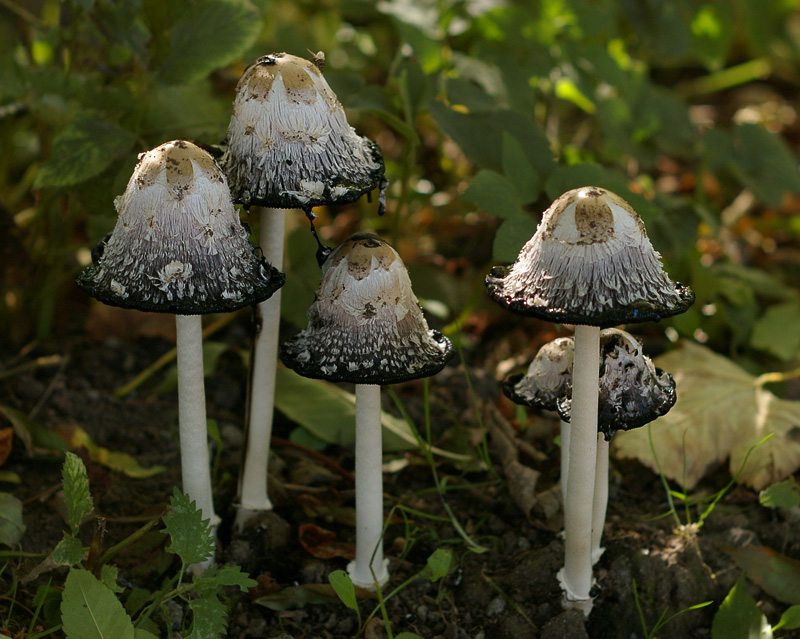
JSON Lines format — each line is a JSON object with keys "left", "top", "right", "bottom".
{"left": 76, "top": 52, "right": 694, "bottom": 607}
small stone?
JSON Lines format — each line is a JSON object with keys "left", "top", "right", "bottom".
{"left": 486, "top": 596, "right": 506, "bottom": 617}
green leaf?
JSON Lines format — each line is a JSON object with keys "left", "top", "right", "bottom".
{"left": 418, "top": 548, "right": 453, "bottom": 582}
{"left": 711, "top": 574, "right": 770, "bottom": 639}
{"left": 720, "top": 544, "right": 800, "bottom": 605}
{"left": 62, "top": 451, "right": 93, "bottom": 535}
{"left": 162, "top": 488, "right": 215, "bottom": 566}
{"left": 158, "top": 0, "right": 261, "bottom": 84}
{"left": 61, "top": 568, "right": 135, "bottom": 639}
{"left": 731, "top": 123, "right": 800, "bottom": 208}
{"left": 396, "top": 634, "right": 425, "bottom": 639}
{"left": 34, "top": 115, "right": 135, "bottom": 188}
{"left": 193, "top": 564, "right": 256, "bottom": 597}
{"left": 53, "top": 533, "right": 86, "bottom": 566}
{"left": 328, "top": 570, "right": 358, "bottom": 612}
{"left": 776, "top": 605, "right": 800, "bottom": 630}
{"left": 462, "top": 170, "right": 524, "bottom": 219}
{"left": 501, "top": 132, "right": 540, "bottom": 203}
{"left": 275, "top": 366, "right": 414, "bottom": 452}
{"left": 186, "top": 597, "right": 227, "bottom": 639}
{"left": 760, "top": 477, "right": 800, "bottom": 509}
{"left": 134, "top": 630, "right": 160, "bottom": 639}
{"left": 492, "top": 215, "right": 539, "bottom": 264}
{"left": 253, "top": 584, "right": 338, "bottom": 611}
{"left": 100, "top": 565, "right": 124, "bottom": 594}
{"left": 429, "top": 101, "right": 554, "bottom": 176}
{"left": 0, "top": 492, "right": 26, "bottom": 545}
{"left": 750, "top": 301, "right": 800, "bottom": 361}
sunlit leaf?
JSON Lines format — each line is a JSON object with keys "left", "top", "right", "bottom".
{"left": 158, "top": 0, "right": 261, "bottom": 84}
{"left": 418, "top": 548, "right": 453, "bottom": 582}
{"left": 776, "top": 605, "right": 800, "bottom": 630}
{"left": 711, "top": 573, "right": 771, "bottom": 639}
{"left": 759, "top": 477, "right": 800, "bottom": 509}
{"left": 34, "top": 115, "right": 135, "bottom": 188}
{"left": 720, "top": 545, "right": 800, "bottom": 606}
{"left": 0, "top": 492, "right": 26, "bottom": 546}
{"left": 614, "top": 341, "right": 800, "bottom": 490}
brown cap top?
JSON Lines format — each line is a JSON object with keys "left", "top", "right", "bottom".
{"left": 503, "top": 329, "right": 676, "bottom": 439}
{"left": 221, "top": 52, "right": 386, "bottom": 212}
{"left": 280, "top": 233, "right": 454, "bottom": 385}
{"left": 76, "top": 140, "right": 284, "bottom": 314}
{"left": 486, "top": 187, "right": 694, "bottom": 327}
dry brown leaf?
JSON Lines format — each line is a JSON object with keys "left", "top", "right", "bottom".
{"left": 614, "top": 340, "right": 800, "bottom": 490}
{"left": 0, "top": 428, "right": 13, "bottom": 467}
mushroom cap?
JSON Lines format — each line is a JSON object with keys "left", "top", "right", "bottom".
{"left": 503, "top": 329, "right": 676, "bottom": 439}
{"left": 502, "top": 337, "right": 574, "bottom": 410}
{"left": 280, "top": 233, "right": 454, "bottom": 385}
{"left": 486, "top": 187, "right": 694, "bottom": 327}
{"left": 76, "top": 140, "right": 285, "bottom": 314}
{"left": 221, "top": 52, "right": 386, "bottom": 211}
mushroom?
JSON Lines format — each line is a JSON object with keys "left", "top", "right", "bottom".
{"left": 220, "top": 52, "right": 387, "bottom": 524}
{"left": 486, "top": 186, "right": 693, "bottom": 610}
{"left": 280, "top": 233, "right": 453, "bottom": 589}
{"left": 76, "top": 140, "right": 284, "bottom": 568}
{"left": 503, "top": 328, "right": 676, "bottom": 563}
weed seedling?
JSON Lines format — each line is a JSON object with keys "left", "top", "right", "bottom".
{"left": 633, "top": 577, "right": 712, "bottom": 638}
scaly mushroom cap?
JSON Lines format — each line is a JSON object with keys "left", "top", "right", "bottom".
{"left": 221, "top": 52, "right": 386, "bottom": 212}
{"left": 555, "top": 329, "right": 676, "bottom": 440}
{"left": 504, "top": 329, "right": 676, "bottom": 439}
{"left": 76, "top": 140, "right": 284, "bottom": 314}
{"left": 486, "top": 187, "right": 694, "bottom": 327}
{"left": 280, "top": 233, "right": 454, "bottom": 385}
{"left": 502, "top": 337, "right": 574, "bottom": 410}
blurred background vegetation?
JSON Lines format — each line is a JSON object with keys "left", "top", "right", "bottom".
{"left": 1, "top": 0, "right": 799, "bottom": 371}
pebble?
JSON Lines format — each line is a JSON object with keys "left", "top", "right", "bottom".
{"left": 486, "top": 596, "right": 506, "bottom": 616}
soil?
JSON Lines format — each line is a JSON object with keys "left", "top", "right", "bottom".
{"left": 1, "top": 310, "right": 798, "bottom": 639}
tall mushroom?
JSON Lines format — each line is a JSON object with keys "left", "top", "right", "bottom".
{"left": 76, "top": 140, "right": 284, "bottom": 567}
{"left": 220, "top": 52, "right": 387, "bottom": 524}
{"left": 280, "top": 233, "right": 453, "bottom": 589}
{"left": 486, "top": 186, "right": 693, "bottom": 610}
{"left": 503, "top": 328, "right": 676, "bottom": 563}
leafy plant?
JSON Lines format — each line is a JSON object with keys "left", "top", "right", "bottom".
{"left": 633, "top": 577, "right": 712, "bottom": 639}
{"left": 712, "top": 574, "right": 800, "bottom": 639}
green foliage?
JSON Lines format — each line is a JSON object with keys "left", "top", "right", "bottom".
{"left": 711, "top": 574, "right": 771, "bottom": 639}
{"left": 62, "top": 568, "right": 135, "bottom": 639}
{"left": 62, "top": 452, "right": 93, "bottom": 536}
{"left": 0, "top": 493, "right": 26, "bottom": 546}
{"left": 633, "top": 577, "right": 712, "bottom": 639}
{"left": 759, "top": 476, "right": 800, "bottom": 509}
{"left": 162, "top": 488, "right": 216, "bottom": 567}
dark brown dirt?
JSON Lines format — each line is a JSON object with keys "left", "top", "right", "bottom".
{"left": 1, "top": 314, "right": 798, "bottom": 639}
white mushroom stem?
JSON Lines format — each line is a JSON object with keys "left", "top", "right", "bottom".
{"left": 347, "top": 384, "right": 390, "bottom": 589}
{"left": 591, "top": 433, "right": 609, "bottom": 565}
{"left": 560, "top": 419, "right": 570, "bottom": 506}
{"left": 175, "top": 314, "right": 217, "bottom": 570}
{"left": 237, "top": 207, "right": 285, "bottom": 526}
{"left": 558, "top": 324, "right": 599, "bottom": 610}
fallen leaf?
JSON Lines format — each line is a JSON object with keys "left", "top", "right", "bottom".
{"left": 719, "top": 544, "right": 800, "bottom": 605}
{"left": 298, "top": 523, "right": 354, "bottom": 560}
{"left": 614, "top": 340, "right": 800, "bottom": 490}
{"left": 0, "top": 492, "right": 26, "bottom": 545}
{"left": 66, "top": 425, "right": 167, "bottom": 479}
{"left": 0, "top": 428, "right": 12, "bottom": 467}
{"left": 253, "top": 583, "right": 340, "bottom": 611}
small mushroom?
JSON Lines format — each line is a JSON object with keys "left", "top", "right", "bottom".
{"left": 281, "top": 233, "right": 453, "bottom": 589}
{"left": 220, "top": 52, "right": 388, "bottom": 525}
{"left": 503, "top": 329, "right": 676, "bottom": 563}
{"left": 486, "top": 186, "right": 694, "bottom": 611}
{"left": 76, "top": 140, "right": 284, "bottom": 569}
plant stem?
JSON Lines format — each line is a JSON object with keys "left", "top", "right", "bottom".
{"left": 237, "top": 207, "right": 286, "bottom": 525}
{"left": 347, "top": 384, "right": 389, "bottom": 589}
{"left": 175, "top": 314, "right": 216, "bottom": 572}
{"left": 558, "top": 324, "right": 599, "bottom": 610}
